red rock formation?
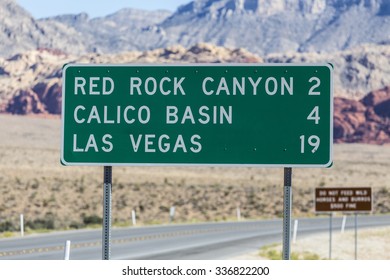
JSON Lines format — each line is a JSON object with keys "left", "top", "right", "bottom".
{"left": 32, "top": 80, "right": 62, "bottom": 114}
{"left": 5, "top": 79, "right": 62, "bottom": 115}
{"left": 334, "top": 86, "right": 390, "bottom": 144}
{"left": 6, "top": 89, "right": 47, "bottom": 114}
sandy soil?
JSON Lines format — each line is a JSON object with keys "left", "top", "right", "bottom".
{"left": 237, "top": 225, "right": 390, "bottom": 260}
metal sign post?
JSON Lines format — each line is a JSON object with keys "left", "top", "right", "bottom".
{"left": 282, "top": 167, "right": 292, "bottom": 260}
{"left": 355, "top": 213, "right": 358, "bottom": 260}
{"left": 103, "top": 166, "right": 112, "bottom": 260}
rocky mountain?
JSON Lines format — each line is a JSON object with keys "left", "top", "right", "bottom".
{"left": 157, "top": 0, "right": 390, "bottom": 55}
{"left": 40, "top": 9, "right": 171, "bottom": 54}
{"left": 1, "top": 42, "right": 388, "bottom": 108}
{"left": 0, "top": 0, "right": 170, "bottom": 56}
{"left": 40, "top": 0, "right": 390, "bottom": 56}
{"left": 265, "top": 44, "right": 390, "bottom": 99}
{"left": 0, "top": 43, "right": 260, "bottom": 113}
{"left": 0, "top": 0, "right": 86, "bottom": 56}
{"left": 2, "top": 0, "right": 390, "bottom": 56}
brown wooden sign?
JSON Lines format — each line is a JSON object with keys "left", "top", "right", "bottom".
{"left": 315, "top": 187, "right": 372, "bottom": 212}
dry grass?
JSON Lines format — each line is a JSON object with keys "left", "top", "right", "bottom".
{"left": 0, "top": 114, "right": 389, "bottom": 231}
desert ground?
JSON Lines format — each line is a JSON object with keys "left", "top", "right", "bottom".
{"left": 290, "top": 225, "right": 390, "bottom": 260}
{"left": 233, "top": 225, "right": 390, "bottom": 260}
{"left": 0, "top": 114, "right": 389, "bottom": 232}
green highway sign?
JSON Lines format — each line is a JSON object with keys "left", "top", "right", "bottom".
{"left": 61, "top": 64, "right": 333, "bottom": 166}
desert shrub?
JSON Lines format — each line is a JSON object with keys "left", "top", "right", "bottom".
{"left": 0, "top": 220, "right": 16, "bottom": 232}
{"left": 260, "top": 244, "right": 322, "bottom": 260}
{"left": 26, "top": 217, "right": 55, "bottom": 230}
{"left": 69, "top": 221, "right": 83, "bottom": 229}
{"left": 82, "top": 215, "right": 102, "bottom": 225}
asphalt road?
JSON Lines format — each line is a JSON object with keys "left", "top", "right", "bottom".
{"left": 1, "top": 215, "right": 389, "bottom": 260}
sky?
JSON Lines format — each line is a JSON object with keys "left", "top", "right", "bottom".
{"left": 16, "top": 0, "right": 191, "bottom": 19}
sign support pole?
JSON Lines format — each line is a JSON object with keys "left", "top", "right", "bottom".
{"left": 329, "top": 212, "right": 333, "bottom": 260}
{"left": 103, "top": 166, "right": 112, "bottom": 260}
{"left": 355, "top": 213, "right": 358, "bottom": 260}
{"left": 282, "top": 167, "right": 292, "bottom": 260}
